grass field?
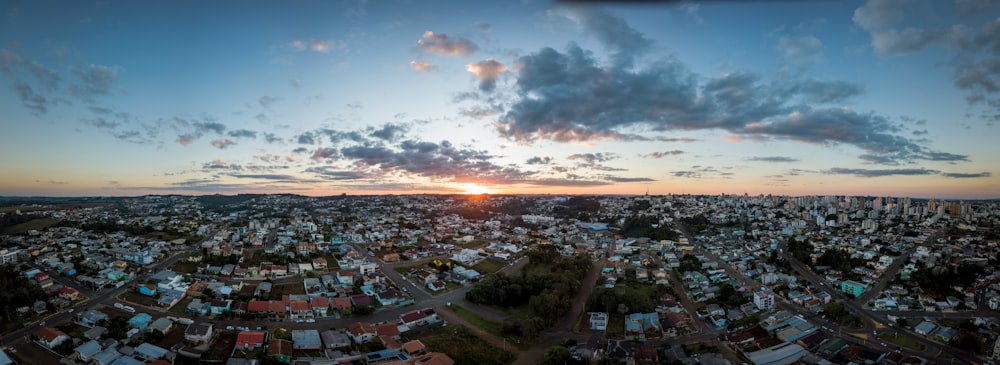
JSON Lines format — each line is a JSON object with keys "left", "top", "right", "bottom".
{"left": 447, "top": 304, "right": 502, "bottom": 335}
{"left": 410, "top": 324, "right": 515, "bottom": 365}
{"left": 3, "top": 217, "right": 59, "bottom": 234}
{"left": 472, "top": 259, "right": 505, "bottom": 274}
{"left": 170, "top": 297, "right": 195, "bottom": 315}
{"left": 878, "top": 332, "right": 927, "bottom": 351}
{"left": 462, "top": 240, "right": 488, "bottom": 249}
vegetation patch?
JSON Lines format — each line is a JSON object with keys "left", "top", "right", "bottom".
{"left": 878, "top": 332, "right": 926, "bottom": 351}
{"left": 2, "top": 217, "right": 59, "bottom": 235}
{"left": 409, "top": 324, "right": 515, "bottom": 365}
{"left": 472, "top": 259, "right": 505, "bottom": 274}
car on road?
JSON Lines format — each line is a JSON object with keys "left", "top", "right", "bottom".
{"left": 68, "top": 308, "right": 74, "bottom": 313}
{"left": 295, "top": 319, "right": 304, "bottom": 323}
{"left": 226, "top": 326, "right": 235, "bottom": 330}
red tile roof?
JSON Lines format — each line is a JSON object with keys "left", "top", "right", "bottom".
{"left": 290, "top": 300, "right": 310, "bottom": 312}
{"left": 310, "top": 296, "right": 328, "bottom": 309}
{"left": 235, "top": 331, "right": 267, "bottom": 348}
{"left": 248, "top": 300, "right": 269, "bottom": 312}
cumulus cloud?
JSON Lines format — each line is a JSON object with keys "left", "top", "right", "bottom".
{"left": 525, "top": 156, "right": 553, "bottom": 165}
{"left": 202, "top": 160, "right": 242, "bottom": 170}
{"left": 745, "top": 156, "right": 799, "bottom": 163}
{"left": 305, "top": 166, "right": 373, "bottom": 180}
{"left": 466, "top": 59, "right": 506, "bottom": 92}
{"left": 561, "top": 8, "right": 653, "bottom": 68}
{"left": 487, "top": 42, "right": 956, "bottom": 165}
{"left": 311, "top": 147, "right": 339, "bottom": 161}
{"left": 567, "top": 153, "right": 617, "bottom": 163}
{"left": 776, "top": 35, "right": 824, "bottom": 65}
{"left": 410, "top": 60, "right": 436, "bottom": 72}
{"left": 211, "top": 139, "right": 236, "bottom": 149}
{"left": 417, "top": 31, "right": 478, "bottom": 56}
{"left": 263, "top": 132, "right": 283, "bottom": 144}
{"left": 193, "top": 121, "right": 226, "bottom": 135}
{"left": 825, "top": 167, "right": 938, "bottom": 177}
{"left": 369, "top": 123, "right": 409, "bottom": 141}
{"left": 941, "top": 171, "right": 992, "bottom": 178}
{"left": 604, "top": 176, "right": 655, "bottom": 183}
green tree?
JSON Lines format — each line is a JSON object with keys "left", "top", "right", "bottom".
{"left": 540, "top": 346, "right": 573, "bottom": 365}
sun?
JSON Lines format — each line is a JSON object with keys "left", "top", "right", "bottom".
{"left": 460, "top": 183, "right": 493, "bottom": 195}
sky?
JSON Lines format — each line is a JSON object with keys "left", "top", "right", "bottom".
{"left": 1, "top": 0, "right": 999, "bottom": 199}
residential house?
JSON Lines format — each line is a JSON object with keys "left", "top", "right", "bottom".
{"left": 412, "top": 352, "right": 455, "bottom": 365}
{"left": 36, "top": 327, "right": 69, "bottom": 348}
{"left": 235, "top": 331, "right": 268, "bottom": 350}
{"left": 291, "top": 330, "right": 323, "bottom": 350}
{"left": 346, "top": 322, "right": 377, "bottom": 344}
{"left": 74, "top": 340, "right": 102, "bottom": 362}
{"left": 625, "top": 313, "right": 661, "bottom": 340}
{"left": 589, "top": 312, "right": 608, "bottom": 331}
{"left": 310, "top": 296, "right": 329, "bottom": 317}
{"left": 78, "top": 310, "right": 109, "bottom": 328}
{"left": 267, "top": 339, "right": 293, "bottom": 363}
{"left": 321, "top": 330, "right": 351, "bottom": 349}
{"left": 399, "top": 308, "right": 440, "bottom": 328}
{"left": 148, "top": 317, "right": 173, "bottom": 334}
{"left": 184, "top": 322, "right": 213, "bottom": 343}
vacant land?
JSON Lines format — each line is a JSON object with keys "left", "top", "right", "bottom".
{"left": 472, "top": 259, "right": 505, "bottom": 274}
{"left": 3, "top": 217, "right": 59, "bottom": 234}
{"left": 410, "top": 324, "right": 515, "bottom": 365}
{"left": 878, "top": 332, "right": 927, "bottom": 351}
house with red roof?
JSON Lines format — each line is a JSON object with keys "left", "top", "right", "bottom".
{"left": 248, "top": 300, "right": 269, "bottom": 313}
{"left": 399, "top": 308, "right": 440, "bottom": 328}
{"left": 330, "top": 297, "right": 352, "bottom": 312}
{"left": 35, "top": 327, "right": 69, "bottom": 348}
{"left": 346, "top": 322, "right": 377, "bottom": 344}
{"left": 235, "top": 331, "right": 267, "bottom": 349}
{"left": 310, "top": 296, "right": 329, "bottom": 317}
{"left": 289, "top": 300, "right": 312, "bottom": 319}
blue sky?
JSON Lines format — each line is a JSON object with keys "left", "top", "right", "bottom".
{"left": 2, "top": 0, "right": 998, "bottom": 198}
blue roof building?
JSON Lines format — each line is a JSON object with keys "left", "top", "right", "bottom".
{"left": 128, "top": 313, "right": 153, "bottom": 330}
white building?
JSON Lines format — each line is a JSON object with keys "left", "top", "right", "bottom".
{"left": 754, "top": 291, "right": 775, "bottom": 311}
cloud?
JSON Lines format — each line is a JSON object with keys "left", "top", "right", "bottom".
{"left": 417, "top": 31, "right": 478, "bottom": 56}
{"left": 745, "top": 156, "right": 799, "bottom": 163}
{"left": 525, "top": 156, "right": 553, "bottom": 165}
{"left": 955, "top": 0, "right": 1000, "bottom": 17}
{"left": 466, "top": 59, "right": 506, "bottom": 92}
{"left": 258, "top": 95, "right": 279, "bottom": 109}
{"left": 369, "top": 123, "right": 409, "bottom": 141}
{"left": 643, "top": 150, "right": 684, "bottom": 158}
{"left": 825, "top": 167, "right": 938, "bottom": 177}
{"left": 486, "top": 41, "right": 956, "bottom": 165}
{"left": 228, "top": 129, "right": 257, "bottom": 139}
{"left": 305, "top": 166, "right": 373, "bottom": 180}
{"left": 69, "top": 64, "right": 118, "bottom": 102}
{"left": 311, "top": 147, "right": 339, "bottom": 161}
{"left": 263, "top": 132, "right": 283, "bottom": 144}
{"left": 941, "top": 171, "right": 992, "bottom": 178}
{"left": 658, "top": 137, "right": 699, "bottom": 143}
{"left": 229, "top": 174, "right": 298, "bottom": 180}
{"left": 604, "top": 176, "right": 655, "bottom": 183}
{"left": 567, "top": 153, "right": 617, "bottom": 163}
{"left": 410, "top": 60, "right": 436, "bottom": 72}
{"left": 12, "top": 80, "right": 49, "bottom": 114}
{"left": 776, "top": 35, "right": 824, "bottom": 65}
{"left": 297, "top": 132, "right": 316, "bottom": 145}
{"left": 561, "top": 8, "right": 652, "bottom": 68}
{"left": 193, "top": 121, "right": 226, "bottom": 135}
{"left": 210, "top": 139, "right": 236, "bottom": 149}
{"left": 202, "top": 160, "right": 242, "bottom": 170}
{"left": 852, "top": 0, "right": 911, "bottom": 31}
{"left": 176, "top": 134, "right": 197, "bottom": 145}
{"left": 288, "top": 39, "right": 343, "bottom": 53}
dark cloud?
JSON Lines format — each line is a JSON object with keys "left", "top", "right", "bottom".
{"left": 12, "top": 80, "right": 49, "bottom": 114}
{"left": 311, "top": 147, "right": 339, "bottom": 161}
{"left": 229, "top": 174, "right": 298, "bottom": 180}
{"left": 193, "top": 121, "right": 227, "bottom": 135}
{"left": 793, "top": 79, "right": 864, "bottom": 103}
{"left": 263, "top": 132, "right": 283, "bottom": 144}
{"left": 658, "top": 137, "right": 699, "bottom": 143}
{"left": 297, "top": 132, "right": 316, "bottom": 144}
{"left": 228, "top": 129, "right": 257, "bottom": 139}
{"left": 69, "top": 64, "right": 117, "bottom": 102}
{"left": 210, "top": 139, "right": 237, "bottom": 149}
{"left": 745, "top": 156, "right": 799, "bottom": 163}
{"left": 176, "top": 134, "right": 197, "bottom": 145}
{"left": 642, "top": 150, "right": 684, "bottom": 158}
{"left": 955, "top": 0, "right": 1000, "bottom": 17}
{"left": 417, "top": 31, "right": 478, "bottom": 56}
{"left": 258, "top": 95, "right": 279, "bottom": 109}
{"left": 825, "top": 167, "right": 938, "bottom": 177}
{"left": 305, "top": 166, "right": 373, "bottom": 180}
{"left": 202, "top": 160, "right": 242, "bottom": 170}
{"left": 604, "top": 176, "right": 655, "bottom": 183}
{"left": 564, "top": 8, "right": 653, "bottom": 68}
{"left": 567, "top": 153, "right": 617, "bottom": 163}
{"left": 941, "top": 171, "right": 992, "bottom": 178}
{"left": 525, "top": 156, "right": 553, "bottom": 165}
{"left": 26, "top": 60, "right": 60, "bottom": 91}
{"left": 466, "top": 59, "right": 506, "bottom": 92}
{"left": 369, "top": 123, "right": 409, "bottom": 141}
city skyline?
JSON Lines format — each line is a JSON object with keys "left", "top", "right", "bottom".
{"left": 2, "top": 0, "right": 999, "bottom": 199}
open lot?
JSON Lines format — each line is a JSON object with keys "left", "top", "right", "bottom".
{"left": 472, "top": 259, "right": 505, "bottom": 274}
{"left": 409, "top": 324, "right": 515, "bottom": 365}
{"left": 878, "top": 332, "right": 927, "bottom": 351}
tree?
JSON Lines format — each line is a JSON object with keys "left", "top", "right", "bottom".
{"left": 540, "top": 346, "right": 573, "bottom": 365}
{"left": 896, "top": 318, "right": 908, "bottom": 328}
